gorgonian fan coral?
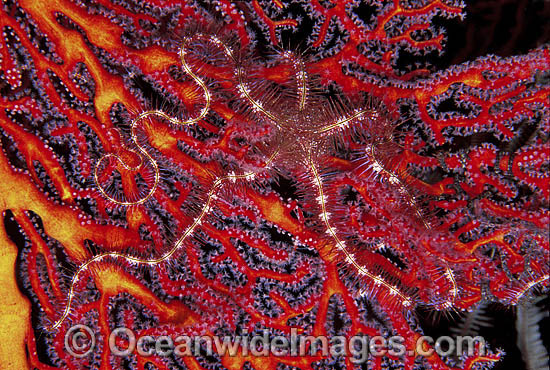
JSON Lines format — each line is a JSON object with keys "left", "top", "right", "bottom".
{"left": 0, "top": 1, "right": 548, "bottom": 370}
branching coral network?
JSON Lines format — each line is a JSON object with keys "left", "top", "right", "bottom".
{"left": 1, "top": 0, "right": 549, "bottom": 369}
{"left": 48, "top": 31, "right": 462, "bottom": 331}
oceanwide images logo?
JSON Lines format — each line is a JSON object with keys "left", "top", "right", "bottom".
{"left": 65, "top": 325, "right": 487, "bottom": 363}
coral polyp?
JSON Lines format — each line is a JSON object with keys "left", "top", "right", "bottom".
{"left": 0, "top": 1, "right": 548, "bottom": 370}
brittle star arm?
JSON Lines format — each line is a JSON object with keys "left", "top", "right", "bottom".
{"left": 233, "top": 50, "right": 310, "bottom": 127}
{"left": 315, "top": 109, "right": 376, "bottom": 134}
{"left": 93, "top": 34, "right": 233, "bottom": 206}
{"left": 363, "top": 144, "right": 432, "bottom": 230}
{"left": 278, "top": 50, "right": 308, "bottom": 111}
{"left": 234, "top": 65, "right": 282, "bottom": 127}
{"left": 509, "top": 274, "right": 550, "bottom": 305}
{"left": 363, "top": 144, "right": 459, "bottom": 307}
{"left": 306, "top": 149, "right": 414, "bottom": 308}
{"left": 48, "top": 148, "right": 281, "bottom": 331}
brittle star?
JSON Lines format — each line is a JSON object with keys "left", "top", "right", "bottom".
{"left": 48, "top": 33, "right": 458, "bottom": 331}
